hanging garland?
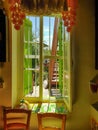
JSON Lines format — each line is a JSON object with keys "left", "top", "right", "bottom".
{"left": 8, "top": 0, "right": 25, "bottom": 30}
{"left": 8, "top": 0, "right": 78, "bottom": 31}
{"left": 62, "top": 0, "right": 78, "bottom": 32}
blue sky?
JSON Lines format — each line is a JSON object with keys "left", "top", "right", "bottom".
{"left": 27, "top": 16, "right": 55, "bottom": 47}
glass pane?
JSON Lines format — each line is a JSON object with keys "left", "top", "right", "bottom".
{"left": 23, "top": 17, "right": 40, "bottom": 97}
{"left": 42, "top": 57, "right": 64, "bottom": 100}
{"left": 63, "top": 34, "right": 71, "bottom": 111}
{"left": 43, "top": 16, "right": 55, "bottom": 53}
{"left": 42, "top": 17, "right": 65, "bottom": 100}
{"left": 64, "top": 40, "right": 70, "bottom": 98}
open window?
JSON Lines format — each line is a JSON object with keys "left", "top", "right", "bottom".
{"left": 23, "top": 15, "right": 72, "bottom": 111}
{"left": 8, "top": 0, "right": 79, "bottom": 112}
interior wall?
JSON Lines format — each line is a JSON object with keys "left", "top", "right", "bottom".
{"left": 12, "top": 25, "right": 18, "bottom": 108}
{"left": 0, "top": 18, "right": 12, "bottom": 129}
{"left": 12, "top": 25, "right": 24, "bottom": 107}
{"left": 66, "top": 0, "right": 98, "bottom": 130}
{"left": 0, "top": 63, "right": 11, "bottom": 106}
{"left": 0, "top": 19, "right": 11, "bottom": 107}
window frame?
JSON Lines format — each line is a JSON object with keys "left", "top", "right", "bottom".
{"left": 22, "top": 15, "right": 72, "bottom": 111}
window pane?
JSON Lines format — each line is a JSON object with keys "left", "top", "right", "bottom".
{"left": 43, "top": 17, "right": 65, "bottom": 100}
{"left": 43, "top": 17, "right": 55, "bottom": 52}
{"left": 23, "top": 17, "right": 40, "bottom": 97}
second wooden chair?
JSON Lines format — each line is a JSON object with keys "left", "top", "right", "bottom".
{"left": 37, "top": 113, "right": 66, "bottom": 130}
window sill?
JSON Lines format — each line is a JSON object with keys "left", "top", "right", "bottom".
{"left": 17, "top": 102, "right": 68, "bottom": 114}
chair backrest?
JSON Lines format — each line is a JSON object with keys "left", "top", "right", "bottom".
{"left": 3, "top": 108, "right": 31, "bottom": 130}
{"left": 37, "top": 113, "right": 66, "bottom": 130}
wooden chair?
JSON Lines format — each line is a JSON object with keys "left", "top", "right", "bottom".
{"left": 37, "top": 113, "right": 66, "bottom": 130}
{"left": 3, "top": 108, "right": 31, "bottom": 130}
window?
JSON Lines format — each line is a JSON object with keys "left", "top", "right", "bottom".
{"left": 23, "top": 16, "right": 71, "bottom": 110}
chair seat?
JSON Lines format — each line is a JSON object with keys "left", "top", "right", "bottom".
{"left": 7, "top": 123, "right": 27, "bottom": 129}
